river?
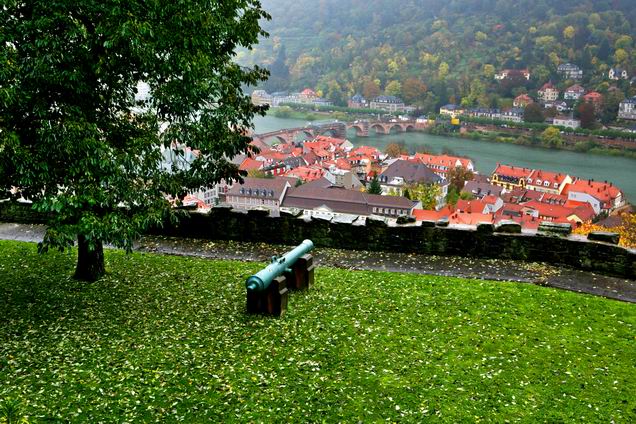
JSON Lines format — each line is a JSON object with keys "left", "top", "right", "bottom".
{"left": 253, "top": 115, "right": 636, "bottom": 202}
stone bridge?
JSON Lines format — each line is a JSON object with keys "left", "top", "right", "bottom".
{"left": 346, "top": 120, "right": 422, "bottom": 137}
{"left": 252, "top": 120, "right": 425, "bottom": 145}
{"left": 252, "top": 122, "right": 347, "bottom": 145}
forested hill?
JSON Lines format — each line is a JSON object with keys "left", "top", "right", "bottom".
{"left": 239, "top": 0, "right": 636, "bottom": 111}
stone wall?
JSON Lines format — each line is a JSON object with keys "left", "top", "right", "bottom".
{"left": 151, "top": 207, "right": 635, "bottom": 280}
{"left": 2, "top": 202, "right": 634, "bottom": 279}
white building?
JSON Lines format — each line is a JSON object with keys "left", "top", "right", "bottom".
{"left": 552, "top": 116, "right": 581, "bottom": 129}
{"left": 618, "top": 97, "right": 636, "bottom": 120}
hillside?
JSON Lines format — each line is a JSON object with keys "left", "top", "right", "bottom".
{"left": 240, "top": 0, "right": 636, "bottom": 115}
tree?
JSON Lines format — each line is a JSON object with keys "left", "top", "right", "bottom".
{"left": 385, "top": 80, "right": 402, "bottom": 97}
{"left": 402, "top": 78, "right": 427, "bottom": 105}
{"left": 407, "top": 183, "right": 441, "bottom": 210}
{"left": 601, "top": 89, "right": 626, "bottom": 124}
{"left": 524, "top": 103, "right": 545, "bottom": 122}
{"left": 367, "top": 175, "right": 382, "bottom": 195}
{"left": 438, "top": 62, "right": 449, "bottom": 80}
{"left": 384, "top": 142, "right": 407, "bottom": 158}
{"left": 362, "top": 78, "right": 381, "bottom": 100}
{"left": 0, "top": 1, "right": 269, "bottom": 280}
{"left": 447, "top": 166, "right": 474, "bottom": 192}
{"left": 264, "top": 44, "right": 290, "bottom": 92}
{"left": 540, "top": 127, "right": 563, "bottom": 148}
{"left": 482, "top": 64, "right": 496, "bottom": 79}
{"left": 576, "top": 102, "right": 597, "bottom": 129}
{"left": 563, "top": 26, "right": 576, "bottom": 40}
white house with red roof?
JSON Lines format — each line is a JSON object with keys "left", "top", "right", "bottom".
{"left": 566, "top": 179, "right": 625, "bottom": 214}
{"left": 538, "top": 82, "right": 559, "bottom": 102}
{"left": 481, "top": 195, "right": 504, "bottom": 213}
{"left": 299, "top": 88, "right": 317, "bottom": 100}
{"left": 526, "top": 169, "right": 572, "bottom": 194}
{"left": 412, "top": 153, "right": 475, "bottom": 177}
{"left": 513, "top": 94, "right": 534, "bottom": 108}
{"left": 564, "top": 84, "right": 585, "bottom": 100}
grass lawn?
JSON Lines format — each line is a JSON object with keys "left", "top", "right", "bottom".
{"left": 1, "top": 240, "right": 635, "bottom": 422}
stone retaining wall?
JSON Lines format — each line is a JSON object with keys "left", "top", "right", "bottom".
{"left": 2, "top": 202, "right": 634, "bottom": 279}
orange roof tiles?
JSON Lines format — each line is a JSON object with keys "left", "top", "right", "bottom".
{"left": 527, "top": 169, "right": 568, "bottom": 187}
{"left": 449, "top": 212, "right": 494, "bottom": 226}
{"left": 569, "top": 179, "right": 622, "bottom": 204}
{"left": 494, "top": 164, "right": 533, "bottom": 179}
{"left": 286, "top": 166, "right": 325, "bottom": 182}
{"left": 239, "top": 157, "right": 263, "bottom": 171}
{"left": 456, "top": 199, "right": 487, "bottom": 214}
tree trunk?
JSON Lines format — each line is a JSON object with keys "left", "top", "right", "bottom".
{"left": 74, "top": 235, "right": 105, "bottom": 281}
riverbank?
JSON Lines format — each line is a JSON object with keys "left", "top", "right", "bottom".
{"left": 453, "top": 127, "right": 636, "bottom": 160}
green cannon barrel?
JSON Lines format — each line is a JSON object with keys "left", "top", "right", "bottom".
{"left": 245, "top": 239, "right": 314, "bottom": 292}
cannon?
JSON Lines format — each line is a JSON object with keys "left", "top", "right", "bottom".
{"left": 245, "top": 239, "right": 315, "bottom": 316}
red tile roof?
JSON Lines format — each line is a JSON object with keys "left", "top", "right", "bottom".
{"left": 286, "top": 166, "right": 325, "bottom": 182}
{"left": 456, "top": 199, "right": 487, "bottom": 214}
{"left": 583, "top": 91, "right": 603, "bottom": 102}
{"left": 413, "top": 153, "right": 473, "bottom": 171}
{"left": 449, "top": 212, "right": 494, "bottom": 226}
{"left": 413, "top": 206, "right": 453, "bottom": 222}
{"left": 568, "top": 179, "right": 622, "bottom": 205}
{"left": 527, "top": 169, "right": 569, "bottom": 187}
{"left": 494, "top": 164, "right": 533, "bottom": 179}
{"left": 239, "top": 157, "right": 263, "bottom": 171}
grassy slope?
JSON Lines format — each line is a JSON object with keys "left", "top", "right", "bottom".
{"left": 0, "top": 240, "right": 634, "bottom": 422}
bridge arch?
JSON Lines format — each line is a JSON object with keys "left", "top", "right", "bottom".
{"left": 349, "top": 124, "right": 365, "bottom": 134}
{"left": 319, "top": 128, "right": 339, "bottom": 137}
{"left": 370, "top": 124, "right": 387, "bottom": 135}
{"left": 389, "top": 124, "right": 405, "bottom": 133}
{"left": 262, "top": 134, "right": 289, "bottom": 145}
{"left": 405, "top": 124, "right": 416, "bottom": 132}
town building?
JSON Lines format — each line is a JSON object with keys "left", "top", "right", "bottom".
{"left": 491, "top": 164, "right": 532, "bottom": 191}
{"left": 557, "top": 63, "right": 583, "bottom": 80}
{"left": 566, "top": 179, "right": 625, "bottom": 214}
{"left": 461, "top": 181, "right": 504, "bottom": 199}
{"left": 526, "top": 169, "right": 572, "bottom": 194}
{"left": 379, "top": 160, "right": 443, "bottom": 191}
{"left": 225, "top": 177, "right": 293, "bottom": 212}
{"left": 378, "top": 160, "right": 447, "bottom": 208}
{"left": 618, "top": 96, "right": 636, "bottom": 120}
{"left": 411, "top": 153, "right": 475, "bottom": 177}
{"left": 281, "top": 185, "right": 420, "bottom": 220}
{"left": 369, "top": 95, "right": 406, "bottom": 112}
{"left": 609, "top": 68, "right": 629, "bottom": 80}
{"left": 499, "top": 108, "right": 524, "bottom": 122}
{"left": 495, "top": 69, "right": 530, "bottom": 80}
{"left": 564, "top": 84, "right": 585, "bottom": 101}
{"left": 439, "top": 104, "right": 464, "bottom": 117}
{"left": 466, "top": 108, "right": 501, "bottom": 119}
{"left": 513, "top": 94, "right": 533, "bottom": 108}
{"left": 544, "top": 101, "right": 569, "bottom": 112}
{"left": 538, "top": 82, "right": 559, "bottom": 103}
{"left": 251, "top": 90, "right": 272, "bottom": 106}
{"left": 552, "top": 115, "right": 581, "bottom": 129}
{"left": 323, "top": 168, "right": 363, "bottom": 190}
{"left": 582, "top": 91, "right": 603, "bottom": 111}
{"left": 299, "top": 88, "right": 317, "bottom": 101}
{"left": 348, "top": 94, "right": 367, "bottom": 109}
